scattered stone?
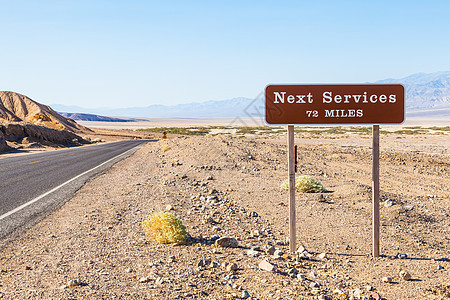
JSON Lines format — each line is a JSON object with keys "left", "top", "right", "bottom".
{"left": 252, "top": 230, "right": 262, "bottom": 237}
{"left": 139, "top": 277, "right": 151, "bottom": 283}
{"left": 216, "top": 237, "right": 239, "bottom": 248}
{"left": 259, "top": 260, "right": 276, "bottom": 272}
{"left": 241, "top": 290, "right": 250, "bottom": 299}
{"left": 384, "top": 199, "right": 394, "bottom": 207}
{"left": 352, "top": 288, "right": 363, "bottom": 299}
{"left": 247, "top": 250, "right": 260, "bottom": 257}
{"left": 67, "top": 279, "right": 82, "bottom": 287}
{"left": 264, "top": 245, "right": 276, "bottom": 255}
{"left": 309, "top": 282, "right": 320, "bottom": 289}
{"left": 226, "top": 263, "right": 238, "bottom": 272}
{"left": 382, "top": 276, "right": 392, "bottom": 283}
{"left": 366, "top": 285, "right": 374, "bottom": 291}
{"left": 399, "top": 270, "right": 412, "bottom": 281}
{"left": 298, "top": 251, "right": 313, "bottom": 260}
{"left": 296, "top": 245, "right": 306, "bottom": 253}
{"left": 166, "top": 204, "right": 174, "bottom": 211}
{"left": 210, "top": 234, "right": 220, "bottom": 241}
{"left": 198, "top": 257, "right": 211, "bottom": 267}
{"left": 297, "top": 273, "right": 306, "bottom": 281}
{"left": 273, "top": 249, "right": 284, "bottom": 259}
{"left": 224, "top": 274, "right": 237, "bottom": 280}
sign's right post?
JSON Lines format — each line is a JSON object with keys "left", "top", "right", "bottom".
{"left": 372, "top": 124, "right": 380, "bottom": 257}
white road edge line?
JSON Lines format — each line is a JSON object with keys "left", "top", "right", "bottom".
{"left": 0, "top": 144, "right": 142, "bottom": 221}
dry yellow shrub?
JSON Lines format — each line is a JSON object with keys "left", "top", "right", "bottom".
{"left": 142, "top": 212, "right": 187, "bottom": 244}
{"left": 281, "top": 175, "right": 326, "bottom": 193}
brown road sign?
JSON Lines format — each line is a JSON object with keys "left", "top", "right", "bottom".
{"left": 265, "top": 84, "right": 404, "bottom": 124}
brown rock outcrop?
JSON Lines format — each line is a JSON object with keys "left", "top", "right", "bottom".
{"left": 0, "top": 91, "right": 90, "bottom": 133}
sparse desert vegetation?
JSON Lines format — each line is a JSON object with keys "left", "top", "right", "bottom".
{"left": 0, "top": 126, "right": 448, "bottom": 299}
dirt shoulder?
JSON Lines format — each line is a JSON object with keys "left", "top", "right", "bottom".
{"left": 0, "top": 132, "right": 448, "bottom": 299}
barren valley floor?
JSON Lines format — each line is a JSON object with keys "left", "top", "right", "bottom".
{"left": 0, "top": 129, "right": 448, "bottom": 299}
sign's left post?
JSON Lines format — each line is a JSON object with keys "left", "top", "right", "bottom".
{"left": 288, "top": 125, "right": 296, "bottom": 253}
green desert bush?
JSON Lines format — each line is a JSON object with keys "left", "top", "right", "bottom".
{"left": 142, "top": 212, "right": 188, "bottom": 244}
{"left": 281, "top": 175, "right": 326, "bottom": 193}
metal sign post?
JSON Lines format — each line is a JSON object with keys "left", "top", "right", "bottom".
{"left": 372, "top": 125, "right": 380, "bottom": 257}
{"left": 265, "top": 84, "right": 404, "bottom": 257}
{"left": 287, "top": 125, "right": 296, "bottom": 253}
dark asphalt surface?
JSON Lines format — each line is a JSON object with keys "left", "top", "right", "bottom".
{"left": 0, "top": 140, "right": 149, "bottom": 243}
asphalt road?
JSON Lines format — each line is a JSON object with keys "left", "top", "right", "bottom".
{"left": 0, "top": 139, "right": 149, "bottom": 243}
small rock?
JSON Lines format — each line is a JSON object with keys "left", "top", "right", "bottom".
{"left": 382, "top": 276, "right": 392, "bottom": 283}
{"left": 125, "top": 268, "right": 133, "bottom": 273}
{"left": 216, "top": 237, "right": 239, "bottom": 248}
{"left": 296, "top": 245, "right": 306, "bottom": 253}
{"left": 352, "top": 288, "right": 363, "bottom": 299}
{"left": 166, "top": 204, "right": 174, "bottom": 211}
{"left": 250, "top": 211, "right": 258, "bottom": 217}
{"left": 365, "top": 285, "right": 374, "bottom": 291}
{"left": 318, "top": 253, "right": 327, "bottom": 259}
{"left": 437, "top": 264, "right": 444, "bottom": 270}
{"left": 370, "top": 291, "right": 381, "bottom": 300}
{"left": 247, "top": 250, "right": 260, "bottom": 257}
{"left": 155, "top": 277, "right": 165, "bottom": 285}
{"left": 139, "top": 277, "right": 151, "bottom": 283}
{"left": 259, "top": 259, "right": 276, "bottom": 272}
{"left": 309, "top": 282, "right": 320, "bottom": 289}
{"left": 252, "top": 230, "right": 262, "bottom": 237}
{"left": 67, "top": 279, "right": 82, "bottom": 287}
{"left": 317, "top": 295, "right": 327, "bottom": 300}
{"left": 273, "top": 249, "right": 284, "bottom": 259}
{"left": 241, "top": 290, "right": 250, "bottom": 299}
{"left": 384, "top": 199, "right": 394, "bottom": 207}
{"left": 212, "top": 226, "right": 221, "bottom": 231}
{"left": 264, "top": 245, "right": 276, "bottom": 255}
{"left": 198, "top": 257, "right": 211, "bottom": 267}
{"left": 210, "top": 234, "right": 220, "bottom": 241}
{"left": 275, "top": 240, "right": 285, "bottom": 246}
{"left": 297, "top": 273, "right": 306, "bottom": 281}
{"left": 226, "top": 263, "right": 238, "bottom": 272}
{"left": 399, "top": 270, "right": 412, "bottom": 281}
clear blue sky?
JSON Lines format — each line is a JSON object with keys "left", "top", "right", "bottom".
{"left": 1, "top": 0, "right": 449, "bottom": 108}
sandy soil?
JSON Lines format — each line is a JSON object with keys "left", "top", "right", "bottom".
{"left": 0, "top": 129, "right": 448, "bottom": 299}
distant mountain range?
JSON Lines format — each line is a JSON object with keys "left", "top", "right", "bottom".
{"left": 51, "top": 71, "right": 450, "bottom": 119}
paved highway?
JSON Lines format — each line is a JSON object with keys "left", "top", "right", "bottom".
{"left": 0, "top": 140, "right": 149, "bottom": 243}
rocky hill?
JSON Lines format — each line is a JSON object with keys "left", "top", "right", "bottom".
{"left": 0, "top": 91, "right": 88, "bottom": 132}
{"left": 0, "top": 91, "right": 90, "bottom": 152}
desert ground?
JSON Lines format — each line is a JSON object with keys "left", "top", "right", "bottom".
{"left": 0, "top": 121, "right": 449, "bottom": 299}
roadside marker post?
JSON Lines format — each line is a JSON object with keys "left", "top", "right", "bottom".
{"left": 372, "top": 125, "right": 380, "bottom": 257}
{"left": 265, "top": 84, "right": 404, "bottom": 256}
{"left": 288, "top": 125, "right": 296, "bottom": 253}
